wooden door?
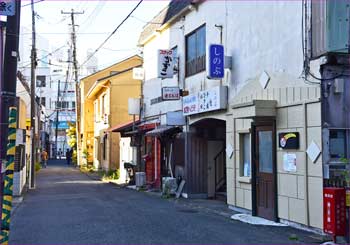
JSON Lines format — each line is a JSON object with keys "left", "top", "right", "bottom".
{"left": 187, "top": 136, "right": 207, "bottom": 194}
{"left": 254, "top": 125, "right": 276, "bottom": 221}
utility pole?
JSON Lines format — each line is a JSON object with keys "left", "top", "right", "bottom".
{"left": 61, "top": 9, "right": 83, "bottom": 166}
{"left": 55, "top": 80, "right": 60, "bottom": 158}
{"left": 0, "top": 0, "right": 21, "bottom": 240}
{"left": 1, "top": 1, "right": 21, "bottom": 164}
{"left": 30, "top": 0, "right": 37, "bottom": 189}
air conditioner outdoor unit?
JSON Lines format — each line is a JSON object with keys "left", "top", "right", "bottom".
{"left": 311, "top": 0, "right": 350, "bottom": 59}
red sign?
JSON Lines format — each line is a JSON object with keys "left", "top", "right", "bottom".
{"left": 323, "top": 188, "right": 346, "bottom": 236}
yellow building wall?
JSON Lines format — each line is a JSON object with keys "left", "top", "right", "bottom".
{"left": 81, "top": 55, "right": 142, "bottom": 170}
{"left": 80, "top": 55, "right": 142, "bottom": 166}
{"left": 18, "top": 98, "right": 27, "bottom": 130}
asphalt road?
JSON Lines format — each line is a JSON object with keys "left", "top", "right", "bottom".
{"left": 9, "top": 160, "right": 321, "bottom": 244}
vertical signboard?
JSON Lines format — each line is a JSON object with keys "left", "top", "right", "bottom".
{"left": 208, "top": 44, "right": 224, "bottom": 79}
{"left": 323, "top": 188, "right": 346, "bottom": 236}
{"left": 0, "top": 0, "right": 15, "bottom": 16}
{"left": 157, "top": 49, "right": 174, "bottom": 79}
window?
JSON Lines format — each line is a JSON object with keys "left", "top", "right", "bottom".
{"left": 61, "top": 101, "right": 69, "bottom": 109}
{"left": 36, "top": 76, "right": 46, "bottom": 87}
{"left": 55, "top": 101, "right": 61, "bottom": 109}
{"left": 186, "top": 25, "right": 206, "bottom": 77}
{"left": 329, "top": 130, "right": 346, "bottom": 158}
{"left": 240, "top": 133, "right": 251, "bottom": 177}
{"left": 40, "top": 97, "right": 46, "bottom": 107}
{"left": 72, "top": 102, "right": 76, "bottom": 109}
{"left": 103, "top": 134, "right": 107, "bottom": 160}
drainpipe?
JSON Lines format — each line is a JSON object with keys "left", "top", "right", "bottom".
{"left": 303, "top": 102, "right": 310, "bottom": 226}
{"left": 155, "top": 138, "right": 158, "bottom": 183}
{"left": 233, "top": 117, "right": 237, "bottom": 206}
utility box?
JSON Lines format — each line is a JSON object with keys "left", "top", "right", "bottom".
{"left": 311, "top": 0, "right": 350, "bottom": 59}
{"left": 323, "top": 188, "right": 346, "bottom": 236}
{"left": 135, "top": 172, "right": 146, "bottom": 187}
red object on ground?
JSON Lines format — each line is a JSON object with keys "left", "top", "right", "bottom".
{"left": 323, "top": 187, "right": 346, "bottom": 237}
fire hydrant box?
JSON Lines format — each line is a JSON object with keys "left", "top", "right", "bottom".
{"left": 323, "top": 188, "right": 346, "bottom": 236}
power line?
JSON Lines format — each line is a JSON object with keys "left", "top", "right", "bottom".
{"left": 21, "top": 0, "right": 44, "bottom": 8}
{"left": 80, "top": 0, "right": 143, "bottom": 67}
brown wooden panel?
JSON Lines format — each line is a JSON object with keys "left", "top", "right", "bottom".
{"left": 255, "top": 125, "right": 276, "bottom": 221}
{"left": 187, "top": 136, "right": 207, "bottom": 194}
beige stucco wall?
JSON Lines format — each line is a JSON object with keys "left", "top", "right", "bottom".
{"left": 227, "top": 73, "right": 323, "bottom": 229}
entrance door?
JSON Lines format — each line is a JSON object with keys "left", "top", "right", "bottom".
{"left": 254, "top": 125, "right": 276, "bottom": 221}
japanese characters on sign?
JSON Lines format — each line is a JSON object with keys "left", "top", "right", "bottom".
{"left": 183, "top": 94, "right": 199, "bottom": 116}
{"left": 0, "top": 0, "right": 15, "bottom": 16}
{"left": 323, "top": 188, "right": 346, "bottom": 236}
{"left": 183, "top": 86, "right": 227, "bottom": 116}
{"left": 208, "top": 44, "right": 224, "bottom": 79}
{"left": 132, "top": 67, "right": 144, "bottom": 80}
{"left": 162, "top": 87, "right": 180, "bottom": 101}
{"left": 157, "top": 49, "right": 174, "bottom": 79}
{"left": 198, "top": 87, "right": 220, "bottom": 113}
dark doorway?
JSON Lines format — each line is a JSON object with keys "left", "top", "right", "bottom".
{"left": 252, "top": 123, "right": 277, "bottom": 221}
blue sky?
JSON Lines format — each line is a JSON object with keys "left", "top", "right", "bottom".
{"left": 19, "top": 0, "right": 169, "bottom": 69}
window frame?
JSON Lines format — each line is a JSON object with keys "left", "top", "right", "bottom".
{"left": 185, "top": 24, "right": 206, "bottom": 77}
{"left": 239, "top": 132, "right": 251, "bottom": 178}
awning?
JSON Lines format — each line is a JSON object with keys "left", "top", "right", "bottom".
{"left": 146, "top": 125, "right": 182, "bottom": 137}
{"left": 109, "top": 120, "right": 140, "bottom": 133}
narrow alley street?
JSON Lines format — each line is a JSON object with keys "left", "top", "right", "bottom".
{"left": 9, "top": 160, "right": 321, "bottom": 244}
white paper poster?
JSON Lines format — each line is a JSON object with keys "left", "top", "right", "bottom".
{"left": 283, "top": 153, "right": 297, "bottom": 172}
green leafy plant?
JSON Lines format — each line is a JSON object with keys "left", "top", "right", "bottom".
{"left": 102, "top": 169, "right": 120, "bottom": 181}
{"left": 35, "top": 162, "right": 41, "bottom": 172}
{"left": 66, "top": 122, "right": 77, "bottom": 164}
{"left": 82, "top": 149, "right": 89, "bottom": 159}
{"left": 340, "top": 157, "right": 350, "bottom": 187}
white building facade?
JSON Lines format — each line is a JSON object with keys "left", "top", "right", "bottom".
{"left": 140, "top": 0, "right": 324, "bottom": 230}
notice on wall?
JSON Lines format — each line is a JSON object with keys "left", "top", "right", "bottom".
{"left": 283, "top": 153, "right": 297, "bottom": 172}
{"left": 226, "top": 143, "right": 233, "bottom": 159}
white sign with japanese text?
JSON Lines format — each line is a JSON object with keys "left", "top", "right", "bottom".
{"left": 182, "top": 86, "right": 228, "bottom": 116}
{"left": 133, "top": 67, "right": 144, "bottom": 80}
{"left": 199, "top": 86, "right": 227, "bottom": 113}
{"left": 157, "top": 49, "right": 174, "bottom": 78}
{"left": 283, "top": 153, "right": 297, "bottom": 172}
{"left": 183, "top": 94, "right": 199, "bottom": 116}
{"left": 162, "top": 87, "right": 180, "bottom": 101}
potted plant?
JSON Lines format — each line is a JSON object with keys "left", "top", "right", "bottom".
{"left": 82, "top": 149, "right": 89, "bottom": 165}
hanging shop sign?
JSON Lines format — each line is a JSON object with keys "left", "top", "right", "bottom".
{"left": 128, "top": 98, "right": 140, "bottom": 115}
{"left": 132, "top": 67, "right": 144, "bottom": 80}
{"left": 0, "top": 0, "right": 15, "bottom": 16}
{"left": 162, "top": 87, "right": 180, "bottom": 101}
{"left": 157, "top": 49, "right": 174, "bottom": 79}
{"left": 279, "top": 132, "right": 299, "bottom": 149}
{"left": 183, "top": 86, "right": 228, "bottom": 116}
{"left": 208, "top": 44, "right": 224, "bottom": 79}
